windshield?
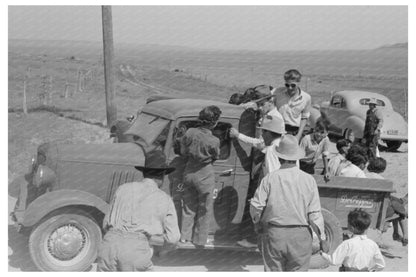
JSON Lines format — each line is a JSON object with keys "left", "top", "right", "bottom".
{"left": 124, "top": 113, "right": 171, "bottom": 147}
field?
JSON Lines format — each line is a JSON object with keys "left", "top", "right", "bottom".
{"left": 8, "top": 39, "right": 408, "bottom": 271}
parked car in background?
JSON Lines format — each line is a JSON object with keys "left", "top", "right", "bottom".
{"left": 309, "top": 90, "right": 408, "bottom": 151}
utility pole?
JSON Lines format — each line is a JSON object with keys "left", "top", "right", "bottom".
{"left": 102, "top": 6, "right": 117, "bottom": 127}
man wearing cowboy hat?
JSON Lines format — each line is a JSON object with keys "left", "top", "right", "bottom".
{"left": 363, "top": 97, "right": 383, "bottom": 159}
{"left": 230, "top": 115, "right": 286, "bottom": 248}
{"left": 97, "top": 149, "right": 180, "bottom": 271}
{"left": 250, "top": 135, "right": 327, "bottom": 271}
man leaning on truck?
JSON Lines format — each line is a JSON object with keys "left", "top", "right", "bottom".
{"left": 97, "top": 149, "right": 180, "bottom": 272}
{"left": 250, "top": 135, "right": 327, "bottom": 271}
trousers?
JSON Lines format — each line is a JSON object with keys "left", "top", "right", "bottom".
{"left": 97, "top": 230, "right": 153, "bottom": 272}
{"left": 261, "top": 225, "right": 312, "bottom": 271}
{"left": 181, "top": 164, "right": 215, "bottom": 246}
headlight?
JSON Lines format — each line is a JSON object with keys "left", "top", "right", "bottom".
{"left": 33, "top": 165, "right": 56, "bottom": 188}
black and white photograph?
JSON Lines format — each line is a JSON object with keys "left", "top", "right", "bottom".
{"left": 6, "top": 2, "right": 410, "bottom": 272}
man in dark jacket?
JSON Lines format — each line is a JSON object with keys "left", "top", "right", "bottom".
{"left": 363, "top": 98, "right": 383, "bottom": 159}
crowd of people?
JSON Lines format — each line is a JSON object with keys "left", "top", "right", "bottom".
{"left": 95, "top": 69, "right": 406, "bottom": 272}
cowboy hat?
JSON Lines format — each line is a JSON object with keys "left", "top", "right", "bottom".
{"left": 135, "top": 149, "right": 175, "bottom": 174}
{"left": 368, "top": 98, "right": 378, "bottom": 105}
{"left": 275, "top": 135, "right": 305, "bottom": 161}
{"left": 258, "top": 114, "right": 286, "bottom": 135}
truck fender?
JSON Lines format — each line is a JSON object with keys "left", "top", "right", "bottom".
{"left": 22, "top": 189, "right": 109, "bottom": 227}
{"left": 345, "top": 115, "right": 364, "bottom": 139}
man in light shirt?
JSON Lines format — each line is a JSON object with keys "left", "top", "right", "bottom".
{"left": 97, "top": 149, "right": 180, "bottom": 271}
{"left": 250, "top": 135, "right": 327, "bottom": 271}
{"left": 275, "top": 69, "right": 312, "bottom": 142}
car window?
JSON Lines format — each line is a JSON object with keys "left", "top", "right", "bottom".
{"left": 124, "top": 113, "right": 171, "bottom": 146}
{"left": 331, "top": 96, "right": 343, "bottom": 108}
{"left": 359, "top": 98, "right": 386, "bottom": 107}
{"left": 173, "top": 120, "right": 232, "bottom": 160}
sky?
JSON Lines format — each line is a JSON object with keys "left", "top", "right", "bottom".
{"left": 8, "top": 5, "right": 408, "bottom": 51}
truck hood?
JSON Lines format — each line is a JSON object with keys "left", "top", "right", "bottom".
{"left": 39, "top": 142, "right": 145, "bottom": 167}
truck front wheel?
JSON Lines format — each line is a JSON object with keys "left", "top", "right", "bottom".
{"left": 28, "top": 209, "right": 102, "bottom": 271}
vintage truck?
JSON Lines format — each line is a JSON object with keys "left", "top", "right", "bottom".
{"left": 10, "top": 98, "right": 394, "bottom": 271}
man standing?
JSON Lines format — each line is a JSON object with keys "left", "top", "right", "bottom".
{"left": 180, "top": 105, "right": 221, "bottom": 246}
{"left": 230, "top": 115, "right": 286, "bottom": 248}
{"left": 276, "top": 69, "right": 312, "bottom": 142}
{"left": 97, "top": 149, "right": 180, "bottom": 271}
{"left": 250, "top": 135, "right": 327, "bottom": 271}
{"left": 363, "top": 98, "right": 383, "bottom": 159}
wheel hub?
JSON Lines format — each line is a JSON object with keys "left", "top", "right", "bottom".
{"left": 47, "top": 223, "right": 86, "bottom": 261}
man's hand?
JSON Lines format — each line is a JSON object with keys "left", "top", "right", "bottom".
{"left": 320, "top": 240, "right": 330, "bottom": 253}
{"left": 241, "top": 102, "right": 258, "bottom": 110}
{"left": 229, "top": 127, "right": 239, "bottom": 138}
{"left": 324, "top": 172, "right": 330, "bottom": 182}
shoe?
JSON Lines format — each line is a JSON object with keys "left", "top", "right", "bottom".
{"left": 392, "top": 233, "right": 403, "bottom": 242}
{"left": 401, "top": 238, "right": 408, "bottom": 246}
{"left": 237, "top": 239, "right": 258, "bottom": 248}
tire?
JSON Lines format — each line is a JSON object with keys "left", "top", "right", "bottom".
{"left": 309, "top": 209, "right": 343, "bottom": 269}
{"left": 344, "top": 128, "right": 354, "bottom": 141}
{"left": 386, "top": 141, "right": 402, "bottom": 151}
{"left": 28, "top": 209, "right": 102, "bottom": 271}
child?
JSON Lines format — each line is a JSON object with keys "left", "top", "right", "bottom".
{"left": 299, "top": 119, "right": 330, "bottom": 180}
{"left": 366, "top": 157, "right": 408, "bottom": 246}
{"left": 320, "top": 209, "right": 385, "bottom": 271}
{"left": 328, "top": 139, "right": 351, "bottom": 176}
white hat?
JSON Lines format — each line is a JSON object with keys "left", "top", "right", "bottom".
{"left": 275, "top": 135, "right": 305, "bottom": 161}
{"left": 368, "top": 98, "right": 378, "bottom": 105}
{"left": 258, "top": 115, "right": 286, "bottom": 134}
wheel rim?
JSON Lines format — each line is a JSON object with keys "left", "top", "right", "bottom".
{"left": 45, "top": 222, "right": 90, "bottom": 265}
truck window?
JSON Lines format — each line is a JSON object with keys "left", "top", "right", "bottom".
{"left": 124, "top": 113, "right": 171, "bottom": 146}
{"left": 174, "top": 121, "right": 232, "bottom": 160}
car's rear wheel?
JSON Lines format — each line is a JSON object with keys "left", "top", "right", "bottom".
{"left": 386, "top": 141, "right": 402, "bottom": 151}
{"left": 309, "top": 209, "right": 343, "bottom": 269}
{"left": 29, "top": 209, "right": 102, "bottom": 271}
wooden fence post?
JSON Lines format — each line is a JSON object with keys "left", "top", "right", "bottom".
{"left": 77, "top": 69, "right": 83, "bottom": 93}
{"left": 23, "top": 67, "right": 31, "bottom": 114}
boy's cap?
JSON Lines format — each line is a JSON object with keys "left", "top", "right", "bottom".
{"left": 258, "top": 115, "right": 286, "bottom": 134}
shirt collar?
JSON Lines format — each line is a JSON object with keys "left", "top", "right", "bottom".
{"left": 352, "top": 234, "right": 368, "bottom": 240}
{"left": 143, "top": 178, "right": 159, "bottom": 188}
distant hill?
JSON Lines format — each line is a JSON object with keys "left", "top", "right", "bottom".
{"left": 377, "top": 42, "right": 408, "bottom": 49}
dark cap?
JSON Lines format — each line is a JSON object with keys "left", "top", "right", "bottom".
{"left": 135, "top": 149, "right": 175, "bottom": 174}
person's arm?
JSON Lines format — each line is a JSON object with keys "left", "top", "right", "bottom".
{"left": 307, "top": 180, "right": 325, "bottom": 240}
{"left": 321, "top": 138, "right": 330, "bottom": 181}
{"left": 230, "top": 127, "right": 265, "bottom": 150}
{"left": 296, "top": 96, "right": 312, "bottom": 141}
{"left": 149, "top": 198, "right": 180, "bottom": 247}
{"left": 249, "top": 176, "right": 270, "bottom": 224}
{"left": 370, "top": 246, "right": 385, "bottom": 271}
{"left": 375, "top": 109, "right": 384, "bottom": 132}
{"left": 296, "top": 118, "right": 308, "bottom": 142}
{"left": 320, "top": 242, "right": 348, "bottom": 266}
